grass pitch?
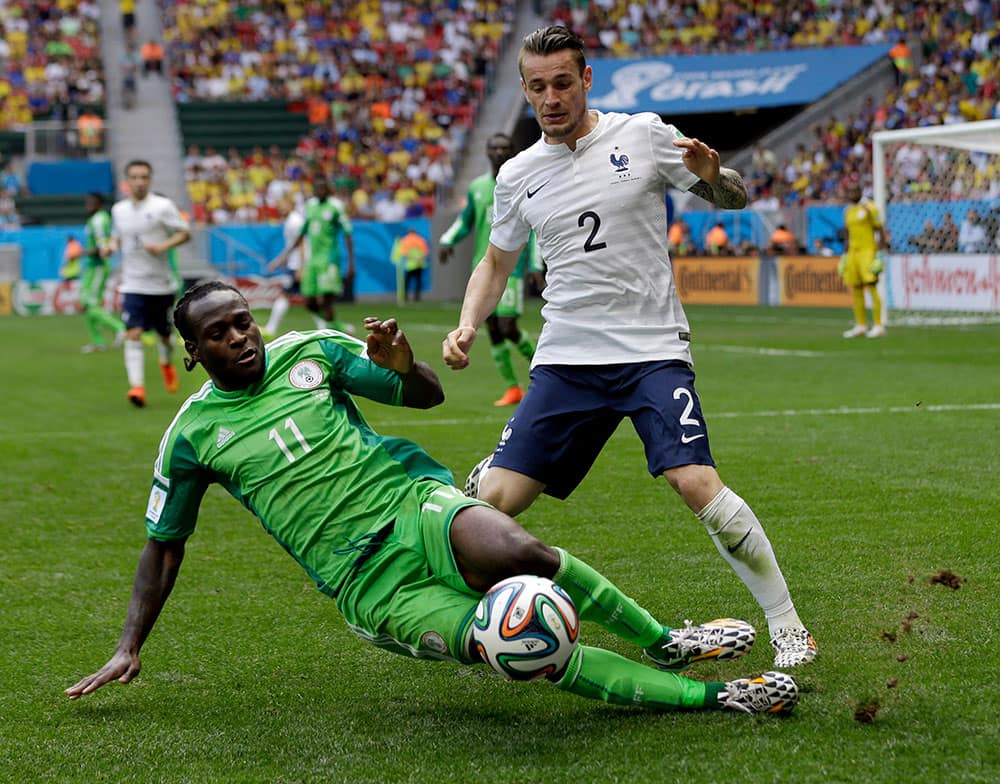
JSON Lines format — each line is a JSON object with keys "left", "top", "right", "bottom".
{"left": 1, "top": 302, "right": 997, "bottom": 783}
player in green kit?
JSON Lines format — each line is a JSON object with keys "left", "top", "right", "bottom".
{"left": 272, "top": 177, "right": 355, "bottom": 334}
{"left": 65, "top": 281, "right": 798, "bottom": 716}
{"left": 440, "top": 133, "right": 541, "bottom": 407}
{"left": 78, "top": 193, "right": 125, "bottom": 353}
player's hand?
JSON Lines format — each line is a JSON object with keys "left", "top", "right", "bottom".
{"left": 364, "top": 317, "right": 414, "bottom": 373}
{"left": 674, "top": 137, "right": 721, "bottom": 183}
{"left": 442, "top": 326, "right": 477, "bottom": 370}
{"left": 438, "top": 245, "right": 454, "bottom": 264}
{"left": 144, "top": 241, "right": 165, "bottom": 255}
{"left": 65, "top": 650, "right": 141, "bottom": 700}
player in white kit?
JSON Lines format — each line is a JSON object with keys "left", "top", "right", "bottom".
{"left": 111, "top": 160, "right": 191, "bottom": 407}
{"left": 263, "top": 196, "right": 306, "bottom": 339}
{"left": 443, "top": 26, "right": 816, "bottom": 669}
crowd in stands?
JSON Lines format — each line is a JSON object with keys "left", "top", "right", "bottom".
{"left": 159, "top": 0, "right": 518, "bottom": 223}
{"left": 551, "top": 2, "right": 999, "bottom": 212}
{"left": 0, "top": 0, "right": 105, "bottom": 129}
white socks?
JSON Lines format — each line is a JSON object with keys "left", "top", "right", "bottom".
{"left": 265, "top": 296, "right": 289, "bottom": 334}
{"left": 124, "top": 340, "right": 144, "bottom": 387}
{"left": 696, "top": 487, "right": 802, "bottom": 636}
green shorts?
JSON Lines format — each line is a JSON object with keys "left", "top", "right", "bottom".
{"left": 78, "top": 261, "right": 111, "bottom": 309}
{"left": 301, "top": 260, "right": 343, "bottom": 298}
{"left": 335, "top": 480, "right": 491, "bottom": 664}
{"left": 492, "top": 275, "right": 525, "bottom": 318}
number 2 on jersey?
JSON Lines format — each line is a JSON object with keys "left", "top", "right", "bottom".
{"left": 578, "top": 210, "right": 607, "bottom": 252}
{"left": 269, "top": 417, "right": 312, "bottom": 463}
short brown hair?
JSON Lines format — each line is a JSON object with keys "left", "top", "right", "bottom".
{"left": 518, "top": 25, "right": 587, "bottom": 79}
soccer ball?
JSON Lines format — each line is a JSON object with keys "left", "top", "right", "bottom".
{"left": 472, "top": 575, "right": 580, "bottom": 681}
{"left": 463, "top": 453, "right": 493, "bottom": 498}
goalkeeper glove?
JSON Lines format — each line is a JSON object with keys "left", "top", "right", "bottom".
{"left": 870, "top": 252, "right": 885, "bottom": 276}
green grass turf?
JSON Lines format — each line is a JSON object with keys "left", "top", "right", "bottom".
{"left": 1, "top": 303, "right": 997, "bottom": 783}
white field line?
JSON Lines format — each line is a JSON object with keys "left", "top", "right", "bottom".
{"left": 3, "top": 404, "right": 997, "bottom": 442}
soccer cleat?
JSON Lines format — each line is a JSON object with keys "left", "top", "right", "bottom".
{"left": 644, "top": 618, "right": 755, "bottom": 671}
{"left": 718, "top": 671, "right": 798, "bottom": 715}
{"left": 127, "top": 385, "right": 146, "bottom": 408}
{"left": 160, "top": 363, "right": 179, "bottom": 393}
{"left": 81, "top": 344, "right": 107, "bottom": 354}
{"left": 493, "top": 385, "right": 524, "bottom": 407}
{"left": 770, "top": 627, "right": 818, "bottom": 668}
{"left": 866, "top": 325, "right": 886, "bottom": 338}
{"left": 842, "top": 324, "right": 868, "bottom": 338}
{"left": 463, "top": 454, "right": 494, "bottom": 498}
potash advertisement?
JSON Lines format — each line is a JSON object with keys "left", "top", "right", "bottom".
{"left": 672, "top": 257, "right": 759, "bottom": 305}
{"left": 887, "top": 254, "right": 1000, "bottom": 312}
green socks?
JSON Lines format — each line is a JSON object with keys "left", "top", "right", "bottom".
{"left": 553, "top": 548, "right": 663, "bottom": 648}
{"left": 490, "top": 342, "right": 518, "bottom": 388}
{"left": 554, "top": 645, "right": 722, "bottom": 710}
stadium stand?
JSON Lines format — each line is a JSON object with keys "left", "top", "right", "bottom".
{"left": 159, "top": 0, "right": 519, "bottom": 224}
{"left": 549, "top": 1, "right": 999, "bottom": 212}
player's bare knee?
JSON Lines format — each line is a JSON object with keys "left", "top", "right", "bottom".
{"left": 499, "top": 529, "right": 559, "bottom": 578}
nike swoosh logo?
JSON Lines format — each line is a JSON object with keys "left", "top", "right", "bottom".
{"left": 680, "top": 433, "right": 705, "bottom": 444}
{"left": 726, "top": 528, "right": 753, "bottom": 554}
{"left": 526, "top": 181, "right": 549, "bottom": 198}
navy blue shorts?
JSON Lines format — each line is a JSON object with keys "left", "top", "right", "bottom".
{"left": 121, "top": 293, "right": 175, "bottom": 336}
{"left": 491, "top": 361, "right": 715, "bottom": 500}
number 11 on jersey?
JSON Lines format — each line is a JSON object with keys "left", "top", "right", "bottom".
{"left": 269, "top": 417, "right": 312, "bottom": 463}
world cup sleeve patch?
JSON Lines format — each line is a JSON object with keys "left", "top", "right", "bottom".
{"left": 146, "top": 485, "right": 167, "bottom": 525}
{"left": 289, "top": 359, "right": 325, "bottom": 389}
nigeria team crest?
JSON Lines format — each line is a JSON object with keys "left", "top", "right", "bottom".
{"left": 289, "top": 360, "right": 324, "bottom": 389}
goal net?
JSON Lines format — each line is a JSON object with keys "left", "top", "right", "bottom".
{"left": 872, "top": 119, "right": 1000, "bottom": 325}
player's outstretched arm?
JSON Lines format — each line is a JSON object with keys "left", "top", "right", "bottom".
{"left": 364, "top": 317, "right": 444, "bottom": 409}
{"left": 65, "top": 537, "right": 186, "bottom": 700}
{"left": 675, "top": 138, "right": 748, "bottom": 209}
{"left": 443, "top": 243, "right": 522, "bottom": 370}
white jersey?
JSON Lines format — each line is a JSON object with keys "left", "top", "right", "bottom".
{"left": 490, "top": 111, "right": 700, "bottom": 366}
{"left": 111, "top": 193, "right": 190, "bottom": 295}
{"left": 282, "top": 209, "right": 305, "bottom": 272}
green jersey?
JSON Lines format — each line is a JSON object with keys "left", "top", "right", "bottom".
{"left": 440, "top": 172, "right": 539, "bottom": 278}
{"left": 83, "top": 209, "right": 112, "bottom": 267}
{"left": 302, "top": 197, "right": 352, "bottom": 268}
{"left": 144, "top": 330, "right": 454, "bottom": 599}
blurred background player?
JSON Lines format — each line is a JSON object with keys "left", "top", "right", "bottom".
{"left": 272, "top": 178, "right": 355, "bottom": 334}
{"left": 840, "top": 182, "right": 888, "bottom": 339}
{"left": 263, "top": 196, "right": 305, "bottom": 339}
{"left": 111, "top": 160, "right": 191, "bottom": 407}
{"left": 391, "top": 228, "right": 430, "bottom": 303}
{"left": 439, "top": 133, "right": 541, "bottom": 407}
{"left": 79, "top": 193, "right": 125, "bottom": 353}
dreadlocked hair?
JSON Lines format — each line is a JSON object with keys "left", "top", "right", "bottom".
{"left": 173, "top": 279, "right": 244, "bottom": 342}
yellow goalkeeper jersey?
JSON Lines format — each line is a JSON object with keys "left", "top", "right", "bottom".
{"left": 844, "top": 199, "right": 882, "bottom": 254}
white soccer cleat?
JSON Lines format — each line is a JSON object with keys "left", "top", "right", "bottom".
{"left": 719, "top": 670, "right": 798, "bottom": 715}
{"left": 866, "top": 325, "right": 886, "bottom": 338}
{"left": 770, "top": 627, "right": 818, "bottom": 668}
{"left": 842, "top": 324, "right": 868, "bottom": 338}
{"left": 463, "top": 454, "right": 494, "bottom": 498}
{"left": 644, "top": 618, "right": 755, "bottom": 670}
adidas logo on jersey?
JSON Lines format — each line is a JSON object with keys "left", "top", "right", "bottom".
{"left": 216, "top": 428, "right": 235, "bottom": 448}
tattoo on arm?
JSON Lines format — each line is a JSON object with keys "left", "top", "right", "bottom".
{"left": 689, "top": 168, "right": 748, "bottom": 209}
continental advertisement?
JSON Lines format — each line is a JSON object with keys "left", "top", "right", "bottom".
{"left": 673, "top": 256, "right": 760, "bottom": 305}
{"left": 777, "top": 255, "right": 852, "bottom": 307}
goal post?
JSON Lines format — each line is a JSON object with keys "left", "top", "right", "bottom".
{"left": 872, "top": 119, "right": 1000, "bottom": 325}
